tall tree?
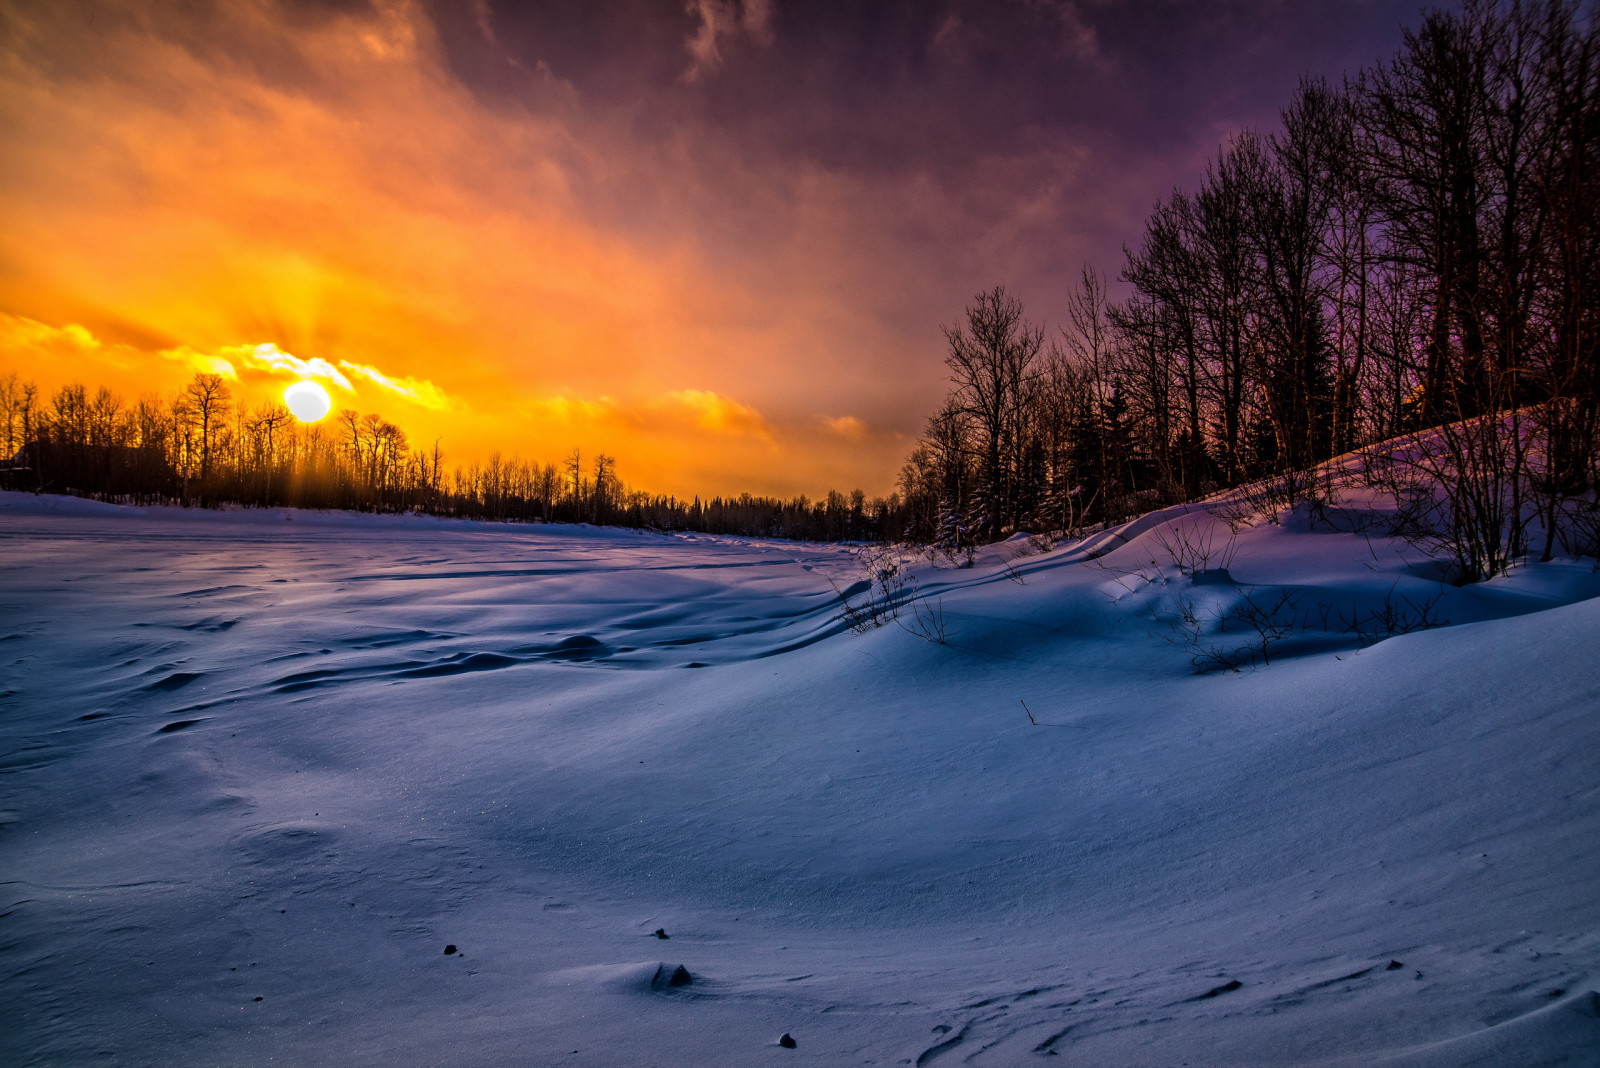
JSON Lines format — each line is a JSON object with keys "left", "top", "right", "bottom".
{"left": 942, "top": 286, "right": 1045, "bottom": 540}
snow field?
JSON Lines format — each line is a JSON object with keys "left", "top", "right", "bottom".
{"left": 2, "top": 489, "right": 1598, "bottom": 1065}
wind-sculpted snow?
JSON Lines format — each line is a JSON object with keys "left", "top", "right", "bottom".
{"left": 2, "top": 491, "right": 1598, "bottom": 1065}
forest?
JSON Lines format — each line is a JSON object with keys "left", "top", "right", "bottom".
{"left": 3, "top": 2, "right": 1597, "bottom": 571}
{"left": 898, "top": 0, "right": 1599, "bottom": 581}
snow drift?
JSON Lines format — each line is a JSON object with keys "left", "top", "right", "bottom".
{"left": 2, "top": 485, "right": 1598, "bottom": 1065}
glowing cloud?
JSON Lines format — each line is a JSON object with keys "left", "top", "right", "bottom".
{"left": 821, "top": 415, "right": 868, "bottom": 441}
{"left": 241, "top": 345, "right": 354, "bottom": 391}
{"left": 520, "top": 389, "right": 771, "bottom": 440}
{"left": 154, "top": 342, "right": 365, "bottom": 388}
{"left": 528, "top": 394, "right": 623, "bottom": 426}
{"left": 661, "top": 389, "right": 772, "bottom": 440}
{"left": 0, "top": 313, "right": 162, "bottom": 377}
{"left": 339, "top": 361, "right": 451, "bottom": 411}
{"left": 1, "top": 314, "right": 97, "bottom": 354}
{"left": 0, "top": 313, "right": 457, "bottom": 429}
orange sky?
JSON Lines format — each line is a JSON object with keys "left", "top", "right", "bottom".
{"left": 0, "top": 0, "right": 1420, "bottom": 499}
{"left": 0, "top": 0, "right": 932, "bottom": 498}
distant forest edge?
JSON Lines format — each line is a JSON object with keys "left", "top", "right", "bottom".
{"left": 4, "top": 2, "right": 1599, "bottom": 570}
{"left": 0, "top": 368, "right": 900, "bottom": 543}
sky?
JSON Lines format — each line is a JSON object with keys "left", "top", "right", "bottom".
{"left": 0, "top": 0, "right": 1432, "bottom": 499}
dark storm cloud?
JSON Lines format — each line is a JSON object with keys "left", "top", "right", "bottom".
{"left": 423, "top": 0, "right": 1424, "bottom": 284}
{"left": 425, "top": 2, "right": 1422, "bottom": 161}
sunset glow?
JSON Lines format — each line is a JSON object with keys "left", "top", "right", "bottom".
{"left": 0, "top": 1, "right": 1423, "bottom": 499}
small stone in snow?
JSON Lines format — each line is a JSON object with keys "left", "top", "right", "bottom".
{"left": 778, "top": 1033, "right": 797, "bottom": 1049}
{"left": 668, "top": 965, "right": 692, "bottom": 986}
{"left": 443, "top": 944, "right": 457, "bottom": 955}
{"left": 655, "top": 928, "right": 669, "bottom": 939}
{"left": 1386, "top": 960, "right": 1404, "bottom": 970}
{"left": 253, "top": 996, "right": 263, "bottom": 1002}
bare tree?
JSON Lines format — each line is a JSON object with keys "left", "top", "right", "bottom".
{"left": 180, "top": 373, "right": 232, "bottom": 490}
{"left": 942, "top": 286, "right": 1045, "bottom": 540}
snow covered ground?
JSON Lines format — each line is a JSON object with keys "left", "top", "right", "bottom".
{"left": 3, "top": 486, "right": 1599, "bottom": 1066}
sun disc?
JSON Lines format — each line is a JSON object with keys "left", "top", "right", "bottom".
{"left": 284, "top": 380, "right": 332, "bottom": 422}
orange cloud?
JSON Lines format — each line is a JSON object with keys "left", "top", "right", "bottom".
{"left": 338, "top": 360, "right": 450, "bottom": 410}
{"left": 821, "top": 415, "right": 869, "bottom": 441}
{"left": 0, "top": 312, "right": 150, "bottom": 379}
{"left": 151, "top": 341, "right": 361, "bottom": 388}
{"left": 658, "top": 389, "right": 772, "bottom": 440}
{"left": 525, "top": 393, "right": 624, "bottom": 427}
{"left": 242, "top": 345, "right": 354, "bottom": 390}
{"left": 0, "top": 314, "right": 100, "bottom": 354}
{"left": 517, "top": 388, "right": 770, "bottom": 440}
{"left": 0, "top": 314, "right": 464, "bottom": 438}
{"left": 163, "top": 349, "right": 240, "bottom": 380}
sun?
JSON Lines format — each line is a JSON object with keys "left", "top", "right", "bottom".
{"left": 283, "top": 379, "right": 333, "bottom": 422}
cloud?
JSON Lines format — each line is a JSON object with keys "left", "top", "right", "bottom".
{"left": 521, "top": 388, "right": 771, "bottom": 440}
{"left": 682, "top": 0, "right": 774, "bottom": 82}
{"left": 1018, "top": 0, "right": 1103, "bottom": 63}
{"left": 0, "top": 313, "right": 101, "bottom": 354}
{"left": 0, "top": 313, "right": 459, "bottom": 425}
{"left": 155, "top": 341, "right": 366, "bottom": 389}
{"left": 239, "top": 343, "right": 353, "bottom": 389}
{"left": 527, "top": 393, "right": 622, "bottom": 426}
{"left": 0, "top": 312, "right": 169, "bottom": 378}
{"left": 162, "top": 348, "right": 240, "bottom": 380}
{"left": 337, "top": 360, "right": 451, "bottom": 410}
{"left": 660, "top": 388, "right": 772, "bottom": 439}
{"left": 0, "top": 314, "right": 249, "bottom": 383}
{"left": 821, "top": 414, "right": 867, "bottom": 441}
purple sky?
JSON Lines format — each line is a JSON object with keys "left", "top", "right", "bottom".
{"left": 425, "top": 0, "right": 1424, "bottom": 285}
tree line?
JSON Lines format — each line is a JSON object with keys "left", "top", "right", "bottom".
{"left": 0, "top": 370, "right": 904, "bottom": 543}
{"left": 898, "top": 0, "right": 1599, "bottom": 579}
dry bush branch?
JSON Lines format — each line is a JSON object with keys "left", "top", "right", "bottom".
{"left": 1338, "top": 585, "right": 1449, "bottom": 646}
{"left": 898, "top": 593, "right": 954, "bottom": 644}
{"left": 1150, "top": 522, "right": 1238, "bottom": 575}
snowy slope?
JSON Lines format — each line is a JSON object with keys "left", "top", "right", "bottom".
{"left": 3, "top": 489, "right": 1598, "bottom": 1066}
